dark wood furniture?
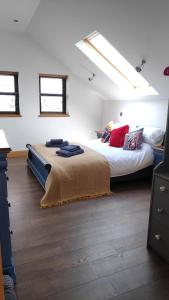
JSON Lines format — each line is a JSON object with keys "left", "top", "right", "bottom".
{"left": 0, "top": 130, "right": 16, "bottom": 283}
{"left": 147, "top": 105, "right": 169, "bottom": 262}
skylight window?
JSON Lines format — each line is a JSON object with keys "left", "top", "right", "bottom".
{"left": 76, "top": 31, "right": 158, "bottom": 96}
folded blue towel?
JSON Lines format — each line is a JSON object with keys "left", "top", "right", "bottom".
{"left": 50, "top": 139, "right": 63, "bottom": 145}
{"left": 56, "top": 148, "right": 84, "bottom": 157}
{"left": 59, "top": 141, "right": 69, "bottom": 148}
{"left": 61, "top": 144, "right": 81, "bottom": 152}
{"left": 46, "top": 141, "right": 69, "bottom": 148}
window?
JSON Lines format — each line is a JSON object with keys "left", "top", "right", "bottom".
{"left": 0, "top": 71, "right": 20, "bottom": 115}
{"left": 39, "top": 74, "right": 67, "bottom": 115}
{"left": 76, "top": 31, "right": 158, "bottom": 96}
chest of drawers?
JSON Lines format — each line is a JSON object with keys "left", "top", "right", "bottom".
{"left": 147, "top": 174, "right": 169, "bottom": 262}
{"left": 147, "top": 101, "right": 169, "bottom": 262}
{"left": 0, "top": 130, "right": 16, "bottom": 283}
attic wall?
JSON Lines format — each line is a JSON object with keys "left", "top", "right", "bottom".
{"left": 0, "top": 31, "right": 103, "bottom": 150}
{"left": 102, "top": 99, "right": 168, "bottom": 130}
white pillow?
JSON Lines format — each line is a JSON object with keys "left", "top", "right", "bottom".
{"left": 112, "top": 122, "right": 126, "bottom": 129}
{"left": 142, "top": 127, "right": 164, "bottom": 145}
{"left": 112, "top": 122, "right": 137, "bottom": 132}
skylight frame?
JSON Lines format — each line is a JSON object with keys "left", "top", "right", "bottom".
{"left": 76, "top": 31, "right": 158, "bottom": 96}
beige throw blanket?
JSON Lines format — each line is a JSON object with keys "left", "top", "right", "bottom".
{"left": 33, "top": 144, "right": 112, "bottom": 208}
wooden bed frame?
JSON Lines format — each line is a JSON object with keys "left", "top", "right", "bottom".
{"left": 26, "top": 144, "right": 153, "bottom": 189}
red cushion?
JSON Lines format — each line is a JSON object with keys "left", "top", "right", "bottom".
{"left": 109, "top": 125, "right": 129, "bottom": 147}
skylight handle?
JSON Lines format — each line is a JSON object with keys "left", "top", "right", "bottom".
{"left": 135, "top": 59, "right": 146, "bottom": 73}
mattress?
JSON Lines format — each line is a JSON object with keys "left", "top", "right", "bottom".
{"left": 82, "top": 139, "right": 154, "bottom": 177}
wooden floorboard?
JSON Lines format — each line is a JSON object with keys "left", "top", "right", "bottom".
{"left": 7, "top": 158, "right": 169, "bottom": 300}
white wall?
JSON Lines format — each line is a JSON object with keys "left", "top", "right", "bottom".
{"left": 102, "top": 99, "right": 168, "bottom": 130}
{"left": 0, "top": 31, "right": 103, "bottom": 150}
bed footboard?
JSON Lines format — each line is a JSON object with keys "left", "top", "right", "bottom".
{"left": 26, "top": 144, "right": 51, "bottom": 189}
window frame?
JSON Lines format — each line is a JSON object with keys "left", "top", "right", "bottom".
{"left": 39, "top": 74, "right": 68, "bottom": 116}
{"left": 0, "top": 71, "right": 20, "bottom": 115}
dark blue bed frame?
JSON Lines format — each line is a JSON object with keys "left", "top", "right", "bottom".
{"left": 26, "top": 144, "right": 153, "bottom": 190}
{"left": 26, "top": 144, "right": 51, "bottom": 188}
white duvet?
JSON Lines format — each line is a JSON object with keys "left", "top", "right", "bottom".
{"left": 82, "top": 139, "right": 154, "bottom": 177}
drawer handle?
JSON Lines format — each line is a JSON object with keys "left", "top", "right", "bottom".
{"left": 154, "top": 234, "right": 161, "bottom": 241}
{"left": 160, "top": 186, "right": 166, "bottom": 192}
{"left": 157, "top": 208, "right": 164, "bottom": 214}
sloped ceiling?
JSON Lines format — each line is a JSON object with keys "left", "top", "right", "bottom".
{"left": 1, "top": 0, "right": 169, "bottom": 101}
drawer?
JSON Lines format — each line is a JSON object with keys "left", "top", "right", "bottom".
{"left": 152, "top": 203, "right": 169, "bottom": 228}
{"left": 153, "top": 176, "right": 169, "bottom": 205}
{"left": 0, "top": 203, "right": 10, "bottom": 228}
{"left": 151, "top": 177, "right": 169, "bottom": 227}
{"left": 149, "top": 220, "right": 169, "bottom": 262}
{"left": 0, "top": 177, "right": 7, "bottom": 200}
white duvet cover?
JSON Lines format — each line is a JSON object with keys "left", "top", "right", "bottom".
{"left": 82, "top": 139, "right": 154, "bottom": 177}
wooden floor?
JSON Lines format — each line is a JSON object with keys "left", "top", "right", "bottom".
{"left": 8, "top": 158, "right": 169, "bottom": 300}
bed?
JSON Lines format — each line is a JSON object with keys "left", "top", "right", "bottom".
{"left": 83, "top": 139, "right": 154, "bottom": 178}
{"left": 26, "top": 139, "right": 154, "bottom": 208}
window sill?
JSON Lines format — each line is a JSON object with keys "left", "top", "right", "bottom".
{"left": 0, "top": 114, "right": 22, "bottom": 118}
{"left": 38, "top": 113, "right": 70, "bottom": 117}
